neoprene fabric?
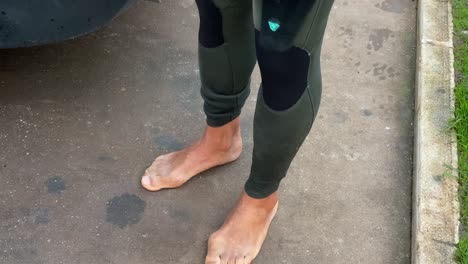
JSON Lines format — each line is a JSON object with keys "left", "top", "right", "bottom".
{"left": 257, "top": 0, "right": 318, "bottom": 51}
{"left": 196, "top": 0, "right": 335, "bottom": 198}
{"left": 197, "top": 0, "right": 256, "bottom": 127}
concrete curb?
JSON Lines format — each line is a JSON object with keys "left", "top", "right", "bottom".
{"left": 412, "top": 0, "right": 460, "bottom": 263}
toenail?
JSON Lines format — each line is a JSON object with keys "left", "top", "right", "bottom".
{"left": 142, "top": 176, "right": 151, "bottom": 186}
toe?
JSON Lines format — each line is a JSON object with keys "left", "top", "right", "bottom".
{"left": 220, "top": 256, "right": 230, "bottom": 264}
{"left": 140, "top": 175, "right": 162, "bottom": 192}
{"left": 227, "top": 257, "right": 237, "bottom": 264}
{"left": 235, "top": 256, "right": 245, "bottom": 264}
{"left": 226, "top": 257, "right": 237, "bottom": 264}
{"left": 206, "top": 239, "right": 222, "bottom": 264}
{"left": 244, "top": 256, "right": 253, "bottom": 264}
{"left": 205, "top": 254, "right": 221, "bottom": 264}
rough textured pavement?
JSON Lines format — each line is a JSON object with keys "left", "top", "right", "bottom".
{"left": 0, "top": 0, "right": 416, "bottom": 263}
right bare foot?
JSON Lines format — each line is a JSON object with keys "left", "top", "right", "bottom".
{"left": 141, "top": 117, "right": 242, "bottom": 191}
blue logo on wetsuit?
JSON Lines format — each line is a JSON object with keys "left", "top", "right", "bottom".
{"left": 268, "top": 19, "right": 280, "bottom": 32}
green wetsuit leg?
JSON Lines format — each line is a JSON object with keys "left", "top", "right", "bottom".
{"left": 245, "top": 0, "right": 335, "bottom": 198}
{"left": 198, "top": 0, "right": 256, "bottom": 127}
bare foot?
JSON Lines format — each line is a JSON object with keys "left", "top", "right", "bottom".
{"left": 141, "top": 118, "right": 242, "bottom": 191}
{"left": 205, "top": 191, "right": 279, "bottom": 264}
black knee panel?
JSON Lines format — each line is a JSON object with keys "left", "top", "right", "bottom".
{"left": 195, "top": 0, "right": 224, "bottom": 48}
{"left": 256, "top": 30, "right": 310, "bottom": 111}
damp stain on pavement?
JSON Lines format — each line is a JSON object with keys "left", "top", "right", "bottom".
{"left": 106, "top": 193, "right": 146, "bottom": 228}
{"left": 154, "top": 135, "right": 184, "bottom": 152}
{"left": 361, "top": 109, "right": 373, "bottom": 116}
{"left": 98, "top": 155, "right": 115, "bottom": 161}
{"left": 374, "top": 0, "right": 406, "bottom": 14}
{"left": 34, "top": 208, "right": 50, "bottom": 225}
{"left": 46, "top": 177, "right": 66, "bottom": 194}
{"left": 367, "top": 28, "right": 394, "bottom": 52}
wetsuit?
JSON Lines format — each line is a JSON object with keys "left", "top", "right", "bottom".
{"left": 195, "top": 0, "right": 335, "bottom": 198}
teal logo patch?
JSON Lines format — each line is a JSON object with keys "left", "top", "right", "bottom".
{"left": 268, "top": 20, "right": 280, "bottom": 32}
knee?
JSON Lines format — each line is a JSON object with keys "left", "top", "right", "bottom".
{"left": 256, "top": 33, "right": 311, "bottom": 111}
{"left": 196, "top": 0, "right": 224, "bottom": 48}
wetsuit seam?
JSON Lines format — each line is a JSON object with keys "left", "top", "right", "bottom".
{"left": 306, "top": 54, "right": 316, "bottom": 123}
{"left": 225, "top": 43, "right": 238, "bottom": 119}
{"left": 301, "top": 0, "right": 324, "bottom": 49}
{"left": 306, "top": 86, "right": 316, "bottom": 120}
{"left": 218, "top": 3, "right": 237, "bottom": 123}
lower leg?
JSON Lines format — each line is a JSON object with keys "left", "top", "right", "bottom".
{"left": 203, "top": 48, "right": 318, "bottom": 264}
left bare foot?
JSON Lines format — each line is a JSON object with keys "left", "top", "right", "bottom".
{"left": 141, "top": 118, "right": 242, "bottom": 192}
{"left": 205, "top": 191, "right": 278, "bottom": 264}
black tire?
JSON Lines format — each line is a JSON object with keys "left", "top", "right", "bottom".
{"left": 0, "top": 0, "right": 134, "bottom": 48}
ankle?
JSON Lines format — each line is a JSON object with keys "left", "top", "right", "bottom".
{"left": 241, "top": 191, "right": 278, "bottom": 211}
{"left": 203, "top": 119, "right": 241, "bottom": 150}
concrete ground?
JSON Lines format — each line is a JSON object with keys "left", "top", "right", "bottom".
{"left": 0, "top": 0, "right": 416, "bottom": 263}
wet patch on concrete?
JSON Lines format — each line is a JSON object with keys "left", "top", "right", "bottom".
{"left": 2, "top": 237, "right": 38, "bottom": 263}
{"left": 155, "top": 135, "right": 184, "bottom": 152}
{"left": 367, "top": 28, "right": 394, "bottom": 52}
{"left": 337, "top": 26, "right": 354, "bottom": 49}
{"left": 397, "top": 139, "right": 411, "bottom": 153}
{"left": 375, "top": 0, "right": 405, "bottom": 14}
{"left": 433, "top": 174, "right": 443, "bottom": 183}
{"left": 98, "top": 155, "right": 115, "bottom": 161}
{"left": 399, "top": 104, "right": 413, "bottom": 122}
{"left": 387, "top": 66, "right": 397, "bottom": 77}
{"left": 332, "top": 111, "right": 349, "bottom": 123}
{"left": 168, "top": 207, "right": 192, "bottom": 224}
{"left": 361, "top": 109, "right": 373, "bottom": 116}
{"left": 46, "top": 176, "right": 65, "bottom": 194}
{"left": 34, "top": 208, "right": 49, "bottom": 225}
{"left": 367, "top": 63, "right": 399, "bottom": 80}
{"left": 106, "top": 193, "right": 146, "bottom": 228}
{"left": 171, "top": 73, "right": 202, "bottom": 113}
{"left": 437, "top": 89, "right": 446, "bottom": 94}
